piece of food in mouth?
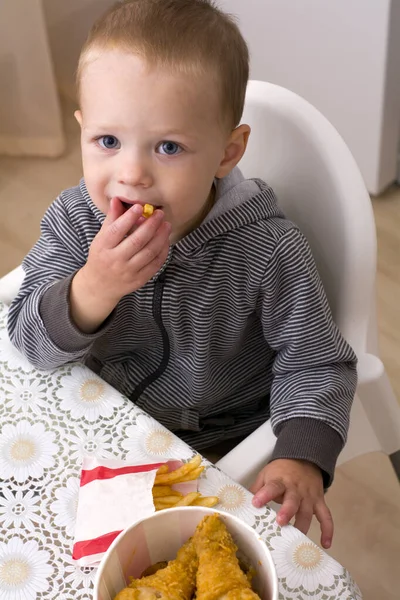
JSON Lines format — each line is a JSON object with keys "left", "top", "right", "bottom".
{"left": 142, "top": 203, "right": 154, "bottom": 218}
{"left": 114, "top": 537, "right": 198, "bottom": 600}
{"left": 193, "top": 515, "right": 261, "bottom": 600}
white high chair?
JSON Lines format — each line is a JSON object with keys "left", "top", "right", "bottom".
{"left": 0, "top": 81, "right": 399, "bottom": 488}
{"left": 216, "top": 80, "right": 400, "bottom": 487}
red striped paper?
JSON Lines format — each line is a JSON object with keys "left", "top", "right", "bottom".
{"left": 72, "top": 458, "right": 167, "bottom": 566}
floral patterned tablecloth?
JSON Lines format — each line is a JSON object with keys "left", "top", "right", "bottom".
{"left": 0, "top": 301, "right": 362, "bottom": 600}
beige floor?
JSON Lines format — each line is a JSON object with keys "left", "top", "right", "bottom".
{"left": 1, "top": 101, "right": 400, "bottom": 599}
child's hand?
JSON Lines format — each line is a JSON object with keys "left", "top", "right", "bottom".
{"left": 70, "top": 197, "right": 171, "bottom": 332}
{"left": 86, "top": 197, "right": 170, "bottom": 298}
{"left": 250, "top": 459, "right": 333, "bottom": 549}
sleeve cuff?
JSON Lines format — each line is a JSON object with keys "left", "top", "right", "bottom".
{"left": 39, "top": 274, "right": 115, "bottom": 353}
{"left": 271, "top": 418, "right": 344, "bottom": 487}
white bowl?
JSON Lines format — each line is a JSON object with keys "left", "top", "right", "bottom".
{"left": 94, "top": 506, "right": 278, "bottom": 600}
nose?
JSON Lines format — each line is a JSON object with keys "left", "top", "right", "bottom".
{"left": 117, "top": 150, "right": 153, "bottom": 188}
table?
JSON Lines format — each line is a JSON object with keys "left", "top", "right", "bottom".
{"left": 0, "top": 301, "right": 362, "bottom": 599}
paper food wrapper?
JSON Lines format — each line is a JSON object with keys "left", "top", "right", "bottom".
{"left": 93, "top": 507, "right": 279, "bottom": 600}
{"left": 73, "top": 457, "right": 198, "bottom": 566}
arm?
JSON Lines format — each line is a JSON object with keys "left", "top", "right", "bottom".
{"left": 7, "top": 196, "right": 110, "bottom": 370}
{"left": 258, "top": 226, "right": 358, "bottom": 485}
{"left": 8, "top": 195, "right": 171, "bottom": 370}
{"left": 251, "top": 226, "right": 357, "bottom": 546}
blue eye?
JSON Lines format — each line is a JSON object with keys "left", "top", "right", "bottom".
{"left": 98, "top": 135, "right": 120, "bottom": 150}
{"left": 158, "top": 141, "right": 182, "bottom": 155}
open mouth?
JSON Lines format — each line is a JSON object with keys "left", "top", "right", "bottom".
{"left": 121, "top": 201, "right": 133, "bottom": 211}
{"left": 120, "top": 200, "right": 162, "bottom": 212}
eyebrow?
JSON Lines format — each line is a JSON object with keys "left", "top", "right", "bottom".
{"left": 84, "top": 125, "right": 199, "bottom": 142}
{"left": 159, "top": 130, "right": 200, "bottom": 142}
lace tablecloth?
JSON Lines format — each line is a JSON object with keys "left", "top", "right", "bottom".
{"left": 0, "top": 302, "right": 362, "bottom": 599}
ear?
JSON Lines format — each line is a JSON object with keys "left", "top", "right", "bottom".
{"left": 74, "top": 110, "right": 83, "bottom": 128}
{"left": 215, "top": 124, "right": 251, "bottom": 179}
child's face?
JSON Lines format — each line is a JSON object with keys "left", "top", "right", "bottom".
{"left": 76, "top": 50, "right": 248, "bottom": 243}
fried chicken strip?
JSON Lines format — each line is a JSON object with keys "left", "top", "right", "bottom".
{"left": 192, "top": 514, "right": 261, "bottom": 600}
{"left": 114, "top": 537, "right": 197, "bottom": 600}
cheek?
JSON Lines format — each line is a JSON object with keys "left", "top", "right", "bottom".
{"left": 82, "top": 167, "right": 110, "bottom": 212}
{"left": 82, "top": 154, "right": 108, "bottom": 187}
{"left": 84, "top": 171, "right": 102, "bottom": 195}
{"left": 167, "top": 161, "right": 216, "bottom": 212}
{"left": 81, "top": 145, "right": 108, "bottom": 175}
{"left": 170, "top": 156, "right": 218, "bottom": 193}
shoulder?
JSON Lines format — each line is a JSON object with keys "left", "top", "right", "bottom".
{"left": 228, "top": 214, "right": 302, "bottom": 258}
{"left": 49, "top": 181, "right": 96, "bottom": 219}
{"left": 221, "top": 217, "right": 315, "bottom": 289}
{"left": 44, "top": 180, "right": 101, "bottom": 229}
{"left": 41, "top": 181, "right": 102, "bottom": 251}
{"left": 224, "top": 180, "right": 305, "bottom": 255}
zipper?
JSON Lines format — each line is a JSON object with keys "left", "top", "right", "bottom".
{"left": 130, "top": 271, "right": 170, "bottom": 403}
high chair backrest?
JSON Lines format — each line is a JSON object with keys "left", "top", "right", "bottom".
{"left": 238, "top": 80, "right": 377, "bottom": 356}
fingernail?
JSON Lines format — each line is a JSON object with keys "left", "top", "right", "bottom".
{"left": 252, "top": 497, "right": 262, "bottom": 508}
{"left": 323, "top": 539, "right": 331, "bottom": 549}
{"left": 131, "top": 204, "right": 143, "bottom": 214}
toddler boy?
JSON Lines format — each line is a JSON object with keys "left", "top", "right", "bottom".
{"left": 8, "top": 0, "right": 357, "bottom": 548}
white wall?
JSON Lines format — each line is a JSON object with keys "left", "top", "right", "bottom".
{"left": 42, "top": 0, "right": 113, "bottom": 100}
{"left": 220, "top": 0, "right": 400, "bottom": 194}
{"left": 0, "top": 0, "right": 64, "bottom": 157}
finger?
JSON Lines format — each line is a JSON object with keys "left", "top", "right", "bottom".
{"left": 119, "top": 211, "right": 168, "bottom": 259}
{"left": 133, "top": 243, "right": 170, "bottom": 286}
{"left": 252, "top": 479, "right": 286, "bottom": 508}
{"left": 315, "top": 499, "right": 334, "bottom": 549}
{"left": 102, "top": 197, "right": 129, "bottom": 226}
{"left": 249, "top": 471, "right": 265, "bottom": 495}
{"left": 293, "top": 502, "right": 314, "bottom": 535}
{"left": 276, "top": 491, "right": 301, "bottom": 526}
{"left": 102, "top": 203, "right": 147, "bottom": 248}
{"left": 135, "top": 216, "right": 146, "bottom": 227}
{"left": 126, "top": 222, "right": 171, "bottom": 270}
{"left": 101, "top": 198, "right": 131, "bottom": 234}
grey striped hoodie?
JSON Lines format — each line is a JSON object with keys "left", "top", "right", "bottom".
{"left": 8, "top": 167, "right": 357, "bottom": 485}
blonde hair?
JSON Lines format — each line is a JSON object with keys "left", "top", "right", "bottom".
{"left": 77, "top": 0, "right": 249, "bottom": 129}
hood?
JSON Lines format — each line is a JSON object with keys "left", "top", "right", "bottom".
{"left": 174, "top": 167, "right": 284, "bottom": 255}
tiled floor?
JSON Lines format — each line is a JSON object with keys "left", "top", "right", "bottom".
{"left": 0, "top": 100, "right": 399, "bottom": 599}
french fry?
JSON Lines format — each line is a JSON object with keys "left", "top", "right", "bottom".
{"left": 154, "top": 455, "right": 202, "bottom": 485}
{"left": 153, "top": 498, "right": 181, "bottom": 511}
{"left": 168, "top": 466, "right": 204, "bottom": 483}
{"left": 156, "top": 464, "right": 169, "bottom": 475}
{"left": 152, "top": 486, "right": 182, "bottom": 498}
{"left": 154, "top": 490, "right": 220, "bottom": 511}
{"left": 192, "top": 496, "right": 219, "bottom": 508}
{"left": 154, "top": 495, "right": 182, "bottom": 505}
{"left": 152, "top": 456, "right": 216, "bottom": 512}
{"left": 152, "top": 485, "right": 173, "bottom": 497}
{"left": 174, "top": 492, "right": 201, "bottom": 507}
